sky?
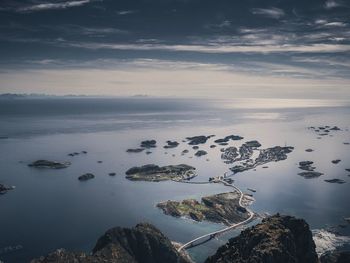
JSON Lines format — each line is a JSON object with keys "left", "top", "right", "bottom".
{"left": 0, "top": 0, "right": 349, "bottom": 99}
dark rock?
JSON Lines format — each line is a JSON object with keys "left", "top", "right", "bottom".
{"left": 97, "top": 161, "right": 103, "bottom": 163}
{"left": 125, "top": 164, "right": 196, "bottom": 181}
{"left": 298, "top": 171, "right": 323, "bottom": 179}
{"left": 126, "top": 148, "right": 145, "bottom": 153}
{"left": 221, "top": 147, "right": 239, "bottom": 164}
{"left": 210, "top": 145, "right": 216, "bottom": 148}
{"left": 299, "top": 161, "right": 316, "bottom": 171}
{"left": 230, "top": 146, "right": 294, "bottom": 174}
{"left": 244, "top": 140, "right": 262, "bottom": 148}
{"left": 81, "top": 151, "right": 87, "bottom": 154}
{"left": 30, "top": 223, "right": 191, "bottom": 263}
{"left": 324, "top": 179, "right": 346, "bottom": 184}
{"left": 0, "top": 184, "right": 15, "bottom": 195}
{"left": 108, "top": 173, "right": 116, "bottom": 176}
{"left": 192, "top": 146, "right": 199, "bottom": 150}
{"left": 164, "top": 140, "right": 180, "bottom": 149}
{"left": 205, "top": 214, "right": 318, "bottom": 263}
{"left": 305, "top": 149, "right": 314, "bottom": 152}
{"left": 320, "top": 250, "right": 350, "bottom": 263}
{"left": 247, "top": 188, "right": 256, "bottom": 193}
{"left": 214, "top": 135, "right": 244, "bottom": 144}
{"left": 186, "top": 135, "right": 214, "bottom": 145}
{"left": 332, "top": 159, "right": 341, "bottom": 164}
{"left": 330, "top": 126, "right": 341, "bottom": 131}
{"left": 181, "top": 149, "right": 189, "bottom": 155}
{"left": 78, "top": 173, "right": 95, "bottom": 181}
{"left": 140, "top": 140, "right": 157, "bottom": 148}
{"left": 146, "top": 151, "right": 152, "bottom": 155}
{"left": 195, "top": 150, "right": 208, "bottom": 157}
{"left": 28, "top": 160, "right": 71, "bottom": 169}
{"left": 299, "top": 161, "right": 314, "bottom": 166}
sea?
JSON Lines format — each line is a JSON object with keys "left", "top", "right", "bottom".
{"left": 0, "top": 97, "right": 350, "bottom": 262}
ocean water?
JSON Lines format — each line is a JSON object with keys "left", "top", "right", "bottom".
{"left": 0, "top": 97, "right": 350, "bottom": 263}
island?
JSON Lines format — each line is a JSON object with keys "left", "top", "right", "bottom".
{"left": 140, "top": 140, "right": 157, "bottom": 148}
{"left": 0, "top": 184, "right": 15, "bottom": 195}
{"left": 164, "top": 140, "right": 180, "bottom": 148}
{"left": 78, "top": 173, "right": 95, "bottom": 181}
{"left": 214, "top": 135, "right": 243, "bottom": 144}
{"left": 125, "top": 164, "right": 197, "bottom": 182}
{"left": 28, "top": 160, "right": 71, "bottom": 169}
{"left": 226, "top": 145, "right": 294, "bottom": 174}
{"left": 186, "top": 135, "right": 215, "bottom": 145}
{"left": 157, "top": 191, "right": 253, "bottom": 224}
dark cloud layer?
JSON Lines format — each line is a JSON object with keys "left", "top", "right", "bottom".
{"left": 0, "top": 0, "right": 349, "bottom": 85}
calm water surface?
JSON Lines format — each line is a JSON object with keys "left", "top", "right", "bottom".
{"left": 0, "top": 97, "right": 350, "bottom": 262}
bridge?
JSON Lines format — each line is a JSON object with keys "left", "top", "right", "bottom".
{"left": 177, "top": 178, "right": 254, "bottom": 252}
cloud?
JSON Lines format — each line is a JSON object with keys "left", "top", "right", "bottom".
{"left": 324, "top": 0, "right": 341, "bottom": 9}
{"left": 324, "top": 22, "right": 347, "bottom": 27}
{"left": 251, "top": 7, "right": 285, "bottom": 19}
{"left": 16, "top": 0, "right": 98, "bottom": 13}
{"left": 315, "top": 19, "right": 347, "bottom": 27}
{"left": 60, "top": 41, "right": 350, "bottom": 54}
{"left": 117, "top": 10, "right": 137, "bottom": 15}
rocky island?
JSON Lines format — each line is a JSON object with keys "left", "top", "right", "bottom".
{"left": 28, "top": 160, "right": 71, "bottom": 169}
{"left": 228, "top": 145, "right": 294, "bottom": 174}
{"left": 157, "top": 191, "right": 253, "bottom": 224}
{"left": 186, "top": 135, "right": 215, "bottom": 145}
{"left": 214, "top": 135, "right": 243, "bottom": 144}
{"left": 164, "top": 140, "right": 180, "bottom": 148}
{"left": 125, "top": 164, "right": 197, "bottom": 182}
{"left": 126, "top": 148, "right": 145, "bottom": 153}
{"left": 194, "top": 150, "right": 208, "bottom": 157}
{"left": 0, "top": 184, "right": 15, "bottom": 195}
{"left": 140, "top": 140, "right": 157, "bottom": 148}
{"left": 78, "top": 173, "right": 95, "bottom": 181}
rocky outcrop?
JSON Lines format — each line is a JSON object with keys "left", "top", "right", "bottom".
{"left": 30, "top": 223, "right": 191, "bottom": 263}
{"left": 229, "top": 146, "right": 294, "bottom": 174}
{"left": 186, "top": 135, "right": 214, "bottom": 145}
{"left": 214, "top": 135, "right": 243, "bottom": 144}
{"left": 126, "top": 148, "right": 145, "bottom": 153}
{"left": 164, "top": 141, "right": 179, "bottom": 149}
{"left": 125, "top": 164, "right": 196, "bottom": 182}
{"left": 157, "top": 192, "right": 253, "bottom": 224}
{"left": 324, "top": 179, "right": 346, "bottom": 184}
{"left": 298, "top": 171, "right": 323, "bottom": 179}
{"left": 78, "top": 173, "right": 95, "bottom": 181}
{"left": 205, "top": 214, "right": 318, "bottom": 263}
{"left": 140, "top": 140, "right": 157, "bottom": 148}
{"left": 0, "top": 184, "right": 15, "bottom": 195}
{"left": 195, "top": 150, "right": 208, "bottom": 157}
{"left": 28, "top": 160, "right": 71, "bottom": 169}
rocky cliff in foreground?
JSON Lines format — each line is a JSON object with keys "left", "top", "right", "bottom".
{"left": 205, "top": 214, "right": 318, "bottom": 263}
{"left": 30, "top": 223, "right": 191, "bottom": 263}
{"left": 30, "top": 214, "right": 349, "bottom": 263}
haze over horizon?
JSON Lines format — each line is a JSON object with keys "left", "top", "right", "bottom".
{"left": 0, "top": 0, "right": 350, "bottom": 99}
